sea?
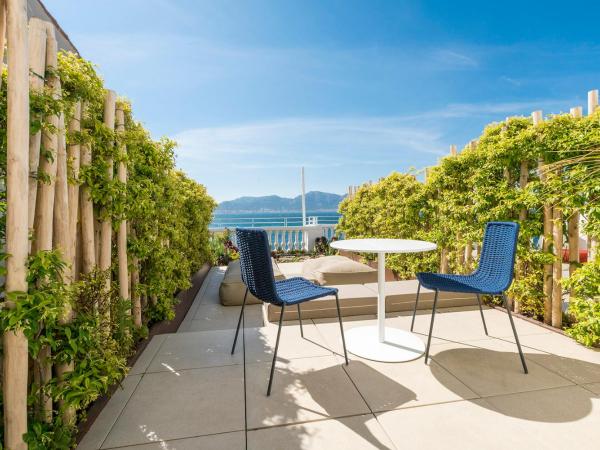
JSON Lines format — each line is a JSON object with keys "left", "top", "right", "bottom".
{"left": 210, "top": 211, "right": 341, "bottom": 229}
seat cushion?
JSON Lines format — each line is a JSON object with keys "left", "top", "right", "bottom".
{"left": 275, "top": 277, "right": 338, "bottom": 305}
{"left": 302, "top": 255, "right": 377, "bottom": 286}
{"left": 219, "top": 259, "right": 285, "bottom": 306}
{"left": 417, "top": 272, "right": 502, "bottom": 294}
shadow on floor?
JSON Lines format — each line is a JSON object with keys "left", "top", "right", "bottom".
{"left": 431, "top": 347, "right": 599, "bottom": 422}
{"left": 243, "top": 318, "right": 408, "bottom": 450}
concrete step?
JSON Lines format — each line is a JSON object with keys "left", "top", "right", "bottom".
{"left": 265, "top": 280, "right": 477, "bottom": 322}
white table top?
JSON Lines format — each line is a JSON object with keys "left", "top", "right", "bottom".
{"left": 331, "top": 238, "right": 437, "bottom": 254}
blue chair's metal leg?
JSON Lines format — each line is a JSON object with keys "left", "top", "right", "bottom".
{"left": 502, "top": 294, "right": 528, "bottom": 374}
{"left": 267, "top": 304, "right": 285, "bottom": 396}
{"left": 335, "top": 293, "right": 348, "bottom": 365}
{"left": 410, "top": 282, "right": 421, "bottom": 332}
{"left": 424, "top": 289, "right": 439, "bottom": 365}
{"left": 476, "top": 294, "right": 488, "bottom": 335}
{"left": 231, "top": 288, "right": 248, "bottom": 355}
{"left": 297, "top": 303, "right": 304, "bottom": 338}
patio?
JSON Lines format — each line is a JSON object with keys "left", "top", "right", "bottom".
{"left": 77, "top": 265, "right": 600, "bottom": 450}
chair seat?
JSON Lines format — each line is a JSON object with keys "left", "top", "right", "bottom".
{"left": 417, "top": 272, "right": 505, "bottom": 295}
{"left": 275, "top": 277, "right": 338, "bottom": 305}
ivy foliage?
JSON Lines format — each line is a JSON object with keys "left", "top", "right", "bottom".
{"left": 0, "top": 51, "right": 215, "bottom": 448}
{"left": 339, "top": 112, "right": 600, "bottom": 323}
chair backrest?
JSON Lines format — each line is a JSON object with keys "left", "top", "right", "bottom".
{"left": 475, "top": 221, "right": 520, "bottom": 292}
{"left": 235, "top": 228, "right": 280, "bottom": 304}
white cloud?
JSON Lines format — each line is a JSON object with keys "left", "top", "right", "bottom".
{"left": 431, "top": 49, "right": 479, "bottom": 68}
{"left": 173, "top": 116, "right": 447, "bottom": 170}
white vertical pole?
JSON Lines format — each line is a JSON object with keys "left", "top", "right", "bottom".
{"left": 301, "top": 166, "right": 307, "bottom": 226}
{"left": 377, "top": 252, "right": 386, "bottom": 342}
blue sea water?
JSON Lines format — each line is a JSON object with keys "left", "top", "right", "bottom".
{"left": 210, "top": 211, "right": 341, "bottom": 229}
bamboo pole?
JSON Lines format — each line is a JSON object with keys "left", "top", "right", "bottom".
{"left": 27, "top": 17, "right": 47, "bottom": 239}
{"left": 53, "top": 111, "right": 77, "bottom": 424}
{"left": 116, "top": 106, "right": 134, "bottom": 324}
{"left": 80, "top": 103, "right": 96, "bottom": 274}
{"left": 552, "top": 208, "right": 563, "bottom": 328}
{"left": 32, "top": 22, "right": 60, "bottom": 424}
{"left": 93, "top": 212, "right": 99, "bottom": 260}
{"left": 53, "top": 112, "right": 70, "bottom": 267}
{"left": 440, "top": 248, "right": 449, "bottom": 273}
{"left": 587, "top": 90, "right": 599, "bottom": 261}
{"left": 32, "top": 24, "right": 58, "bottom": 254}
{"left": 533, "top": 110, "right": 553, "bottom": 325}
{"left": 464, "top": 243, "right": 472, "bottom": 270}
{"left": 99, "top": 90, "right": 116, "bottom": 302}
{"left": 131, "top": 242, "right": 141, "bottom": 327}
{"left": 68, "top": 101, "right": 82, "bottom": 279}
{"left": 514, "top": 134, "right": 530, "bottom": 313}
{"left": 3, "top": 0, "right": 30, "bottom": 448}
{"left": 0, "top": 0, "right": 6, "bottom": 91}
{"left": 568, "top": 107, "right": 582, "bottom": 299}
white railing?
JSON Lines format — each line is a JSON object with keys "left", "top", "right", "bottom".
{"left": 210, "top": 215, "right": 339, "bottom": 229}
{"left": 211, "top": 224, "right": 338, "bottom": 252}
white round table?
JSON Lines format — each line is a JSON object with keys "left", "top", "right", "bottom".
{"left": 330, "top": 238, "right": 437, "bottom": 362}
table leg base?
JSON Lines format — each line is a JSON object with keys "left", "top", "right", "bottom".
{"left": 345, "top": 326, "right": 426, "bottom": 363}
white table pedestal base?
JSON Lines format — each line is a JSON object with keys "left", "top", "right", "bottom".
{"left": 345, "top": 326, "right": 426, "bottom": 362}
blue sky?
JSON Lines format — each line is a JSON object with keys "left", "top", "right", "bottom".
{"left": 46, "top": 0, "right": 600, "bottom": 202}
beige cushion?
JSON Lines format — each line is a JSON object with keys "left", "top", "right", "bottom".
{"left": 219, "top": 259, "right": 285, "bottom": 306}
{"left": 302, "top": 255, "right": 377, "bottom": 286}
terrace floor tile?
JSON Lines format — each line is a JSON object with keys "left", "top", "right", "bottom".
{"left": 405, "top": 305, "right": 553, "bottom": 344}
{"left": 428, "top": 338, "right": 574, "bottom": 397}
{"left": 343, "top": 357, "right": 478, "bottom": 413}
{"left": 184, "top": 303, "right": 263, "bottom": 332}
{"left": 101, "top": 365, "right": 244, "bottom": 448}
{"left": 378, "top": 385, "right": 600, "bottom": 450}
{"left": 103, "top": 431, "right": 245, "bottom": 450}
{"left": 146, "top": 322, "right": 331, "bottom": 373}
{"left": 248, "top": 414, "right": 396, "bottom": 450}
{"left": 245, "top": 355, "right": 370, "bottom": 429}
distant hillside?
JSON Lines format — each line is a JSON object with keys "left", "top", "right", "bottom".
{"left": 216, "top": 191, "right": 345, "bottom": 213}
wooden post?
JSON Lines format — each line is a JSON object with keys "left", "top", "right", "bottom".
{"left": 514, "top": 131, "right": 530, "bottom": 313}
{"left": 533, "top": 110, "right": 553, "bottom": 325}
{"left": 0, "top": 0, "right": 6, "bottom": 91}
{"left": 53, "top": 111, "right": 77, "bottom": 424}
{"left": 131, "top": 235, "right": 141, "bottom": 327}
{"left": 31, "top": 21, "right": 60, "bottom": 424}
{"left": 552, "top": 208, "right": 563, "bottom": 328}
{"left": 456, "top": 232, "right": 465, "bottom": 269}
{"left": 53, "top": 112, "right": 70, "bottom": 267}
{"left": 27, "top": 17, "right": 47, "bottom": 238}
{"left": 587, "top": 90, "right": 599, "bottom": 261}
{"left": 80, "top": 103, "right": 96, "bottom": 273}
{"left": 589, "top": 89, "right": 599, "bottom": 116}
{"left": 464, "top": 244, "right": 472, "bottom": 270}
{"left": 568, "top": 107, "right": 582, "bottom": 299}
{"left": 3, "top": 0, "right": 30, "bottom": 448}
{"left": 440, "top": 248, "right": 449, "bottom": 273}
{"left": 450, "top": 144, "right": 457, "bottom": 156}
{"left": 116, "top": 105, "right": 134, "bottom": 324}
{"left": 68, "top": 101, "right": 82, "bottom": 279}
{"left": 99, "top": 90, "right": 116, "bottom": 303}
{"left": 32, "top": 24, "right": 59, "bottom": 254}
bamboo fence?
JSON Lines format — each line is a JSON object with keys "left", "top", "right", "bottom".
{"left": 1, "top": 11, "right": 139, "bottom": 447}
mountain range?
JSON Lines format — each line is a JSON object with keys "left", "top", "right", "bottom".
{"left": 216, "top": 191, "right": 345, "bottom": 213}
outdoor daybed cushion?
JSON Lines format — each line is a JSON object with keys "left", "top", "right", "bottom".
{"left": 302, "top": 255, "right": 377, "bottom": 286}
{"left": 219, "top": 259, "right": 285, "bottom": 306}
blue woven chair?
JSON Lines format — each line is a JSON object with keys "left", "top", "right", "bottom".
{"left": 411, "top": 222, "right": 528, "bottom": 373}
{"left": 231, "top": 228, "right": 348, "bottom": 396}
